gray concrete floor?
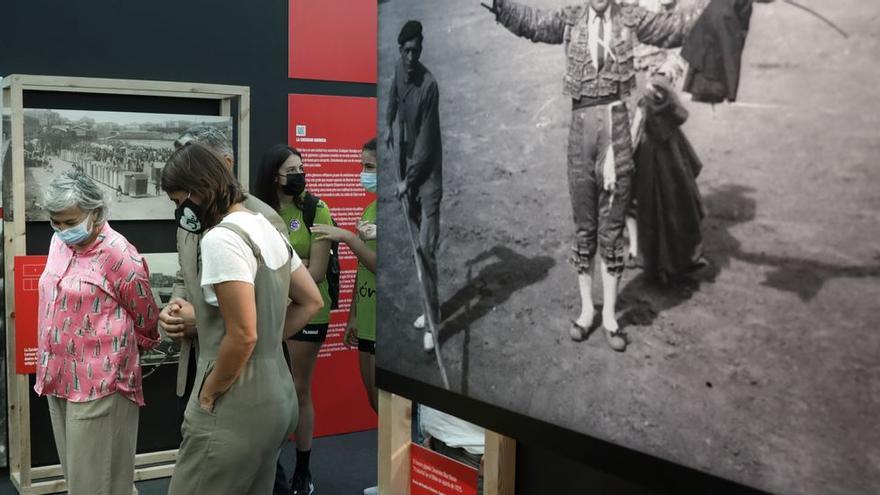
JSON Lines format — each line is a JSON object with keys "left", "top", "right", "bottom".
{"left": 0, "top": 429, "right": 377, "bottom": 495}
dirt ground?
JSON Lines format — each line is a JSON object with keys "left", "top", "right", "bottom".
{"left": 375, "top": 1, "right": 880, "bottom": 493}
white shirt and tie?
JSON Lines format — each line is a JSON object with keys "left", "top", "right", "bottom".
{"left": 588, "top": 6, "right": 612, "bottom": 72}
{"left": 587, "top": 6, "right": 619, "bottom": 191}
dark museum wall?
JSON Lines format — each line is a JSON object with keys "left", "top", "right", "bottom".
{"left": 0, "top": 0, "right": 375, "bottom": 181}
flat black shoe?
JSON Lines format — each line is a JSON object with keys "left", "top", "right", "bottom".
{"left": 570, "top": 320, "right": 588, "bottom": 341}
{"left": 603, "top": 326, "right": 627, "bottom": 352}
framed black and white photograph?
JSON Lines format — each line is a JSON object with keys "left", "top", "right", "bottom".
{"left": 22, "top": 109, "right": 231, "bottom": 221}
{"left": 375, "top": 1, "right": 880, "bottom": 493}
{"left": 140, "top": 252, "right": 180, "bottom": 370}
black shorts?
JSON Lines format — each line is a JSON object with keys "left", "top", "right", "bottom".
{"left": 290, "top": 323, "right": 329, "bottom": 343}
{"left": 358, "top": 338, "right": 375, "bottom": 354}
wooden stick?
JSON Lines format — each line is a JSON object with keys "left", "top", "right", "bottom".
{"left": 394, "top": 142, "right": 451, "bottom": 390}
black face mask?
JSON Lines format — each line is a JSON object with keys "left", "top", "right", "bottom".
{"left": 282, "top": 173, "right": 307, "bottom": 197}
{"left": 175, "top": 195, "right": 205, "bottom": 234}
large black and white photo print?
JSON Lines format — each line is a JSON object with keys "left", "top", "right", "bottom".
{"left": 376, "top": 0, "right": 880, "bottom": 493}
{"left": 140, "top": 253, "right": 182, "bottom": 370}
{"left": 22, "top": 109, "right": 231, "bottom": 221}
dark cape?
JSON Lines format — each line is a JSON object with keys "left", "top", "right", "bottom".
{"left": 634, "top": 82, "right": 706, "bottom": 282}
{"left": 681, "top": 0, "right": 754, "bottom": 103}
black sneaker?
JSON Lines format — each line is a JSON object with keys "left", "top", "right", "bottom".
{"left": 291, "top": 473, "right": 315, "bottom": 495}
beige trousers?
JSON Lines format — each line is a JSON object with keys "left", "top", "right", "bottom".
{"left": 46, "top": 393, "right": 139, "bottom": 495}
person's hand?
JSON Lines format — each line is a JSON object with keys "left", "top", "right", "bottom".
{"left": 311, "top": 224, "right": 355, "bottom": 243}
{"left": 645, "top": 82, "right": 664, "bottom": 102}
{"left": 357, "top": 221, "right": 377, "bottom": 241}
{"left": 344, "top": 321, "right": 359, "bottom": 348}
{"left": 396, "top": 181, "right": 408, "bottom": 200}
{"left": 159, "top": 297, "right": 197, "bottom": 341}
{"left": 198, "top": 388, "right": 221, "bottom": 413}
{"left": 198, "top": 376, "right": 228, "bottom": 413}
{"left": 656, "top": 57, "right": 685, "bottom": 84}
{"left": 384, "top": 127, "right": 394, "bottom": 150}
{"left": 602, "top": 145, "right": 616, "bottom": 192}
{"left": 198, "top": 394, "right": 214, "bottom": 412}
{"left": 646, "top": 76, "right": 670, "bottom": 102}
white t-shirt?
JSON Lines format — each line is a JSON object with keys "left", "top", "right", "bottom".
{"left": 200, "top": 211, "right": 303, "bottom": 307}
{"left": 420, "top": 406, "right": 486, "bottom": 455}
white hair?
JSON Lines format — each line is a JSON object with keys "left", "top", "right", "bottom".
{"left": 43, "top": 172, "right": 109, "bottom": 224}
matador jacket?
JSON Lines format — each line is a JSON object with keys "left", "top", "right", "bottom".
{"left": 494, "top": 0, "right": 709, "bottom": 99}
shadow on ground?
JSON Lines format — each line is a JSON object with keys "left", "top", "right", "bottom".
{"left": 438, "top": 245, "right": 554, "bottom": 393}
{"left": 620, "top": 183, "right": 880, "bottom": 327}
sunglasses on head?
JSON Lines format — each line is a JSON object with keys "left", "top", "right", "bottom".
{"left": 173, "top": 136, "right": 195, "bottom": 149}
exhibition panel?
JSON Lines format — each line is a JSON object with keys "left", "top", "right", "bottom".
{"left": 287, "top": 93, "right": 378, "bottom": 437}
{"left": 375, "top": 1, "right": 879, "bottom": 494}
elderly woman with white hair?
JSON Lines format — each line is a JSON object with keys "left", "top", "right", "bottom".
{"left": 34, "top": 171, "right": 160, "bottom": 495}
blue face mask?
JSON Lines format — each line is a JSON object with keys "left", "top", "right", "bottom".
{"left": 53, "top": 213, "right": 94, "bottom": 245}
{"left": 360, "top": 171, "right": 377, "bottom": 193}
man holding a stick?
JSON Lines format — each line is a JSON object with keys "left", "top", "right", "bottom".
{"left": 386, "top": 20, "right": 444, "bottom": 352}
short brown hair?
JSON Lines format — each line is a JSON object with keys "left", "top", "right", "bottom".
{"left": 161, "top": 143, "right": 247, "bottom": 229}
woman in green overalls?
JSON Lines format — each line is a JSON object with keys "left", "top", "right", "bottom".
{"left": 254, "top": 144, "right": 334, "bottom": 494}
{"left": 162, "top": 143, "right": 324, "bottom": 494}
{"left": 313, "top": 138, "right": 378, "bottom": 412}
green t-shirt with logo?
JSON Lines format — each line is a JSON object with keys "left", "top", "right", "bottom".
{"left": 280, "top": 196, "right": 333, "bottom": 325}
{"left": 355, "top": 201, "right": 377, "bottom": 342}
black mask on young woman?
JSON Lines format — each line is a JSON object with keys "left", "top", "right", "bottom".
{"left": 282, "top": 173, "right": 307, "bottom": 197}
{"left": 175, "top": 194, "right": 205, "bottom": 234}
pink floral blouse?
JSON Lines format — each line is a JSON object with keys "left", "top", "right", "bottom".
{"left": 34, "top": 222, "right": 160, "bottom": 406}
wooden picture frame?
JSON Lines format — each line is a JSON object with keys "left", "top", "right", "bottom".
{"left": 0, "top": 74, "right": 250, "bottom": 494}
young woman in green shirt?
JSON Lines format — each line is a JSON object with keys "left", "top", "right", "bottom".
{"left": 255, "top": 144, "right": 333, "bottom": 495}
{"left": 312, "top": 138, "right": 378, "bottom": 412}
